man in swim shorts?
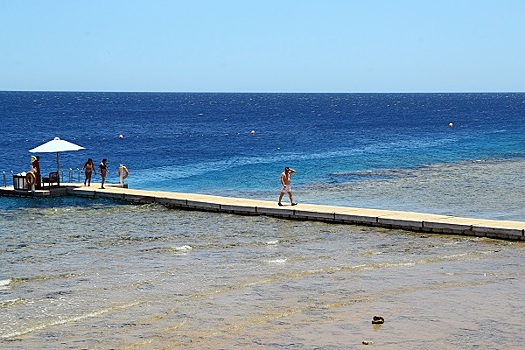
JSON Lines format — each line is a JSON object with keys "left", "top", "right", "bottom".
{"left": 278, "top": 166, "right": 297, "bottom": 206}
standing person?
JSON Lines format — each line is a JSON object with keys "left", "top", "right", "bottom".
{"left": 31, "top": 156, "right": 41, "bottom": 189}
{"left": 82, "top": 158, "right": 96, "bottom": 186}
{"left": 99, "top": 158, "right": 108, "bottom": 189}
{"left": 278, "top": 166, "right": 297, "bottom": 206}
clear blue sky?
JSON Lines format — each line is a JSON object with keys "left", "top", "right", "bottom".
{"left": 1, "top": 0, "right": 524, "bottom": 93}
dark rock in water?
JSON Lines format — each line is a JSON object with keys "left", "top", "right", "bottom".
{"left": 372, "top": 315, "right": 384, "bottom": 324}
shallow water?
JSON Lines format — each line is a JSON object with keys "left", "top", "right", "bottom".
{"left": 1, "top": 202, "right": 525, "bottom": 349}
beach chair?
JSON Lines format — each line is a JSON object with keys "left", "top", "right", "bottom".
{"left": 42, "top": 171, "right": 59, "bottom": 188}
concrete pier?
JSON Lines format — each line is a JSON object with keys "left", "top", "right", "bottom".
{"left": 1, "top": 183, "right": 525, "bottom": 241}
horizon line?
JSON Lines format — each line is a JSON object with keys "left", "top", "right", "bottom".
{"left": 1, "top": 90, "right": 524, "bottom": 94}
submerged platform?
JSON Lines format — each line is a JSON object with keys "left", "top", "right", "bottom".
{"left": 1, "top": 183, "right": 525, "bottom": 241}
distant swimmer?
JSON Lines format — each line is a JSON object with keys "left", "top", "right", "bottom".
{"left": 278, "top": 166, "right": 297, "bottom": 206}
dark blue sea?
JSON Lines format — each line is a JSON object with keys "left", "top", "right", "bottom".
{"left": 2, "top": 92, "right": 525, "bottom": 349}
{"left": 2, "top": 92, "right": 525, "bottom": 218}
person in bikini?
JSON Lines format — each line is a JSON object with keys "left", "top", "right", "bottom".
{"left": 82, "top": 158, "right": 96, "bottom": 186}
{"left": 31, "top": 155, "right": 41, "bottom": 189}
{"left": 99, "top": 158, "right": 108, "bottom": 189}
{"left": 278, "top": 166, "right": 297, "bottom": 206}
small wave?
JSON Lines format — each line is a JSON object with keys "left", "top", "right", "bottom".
{"left": 0, "top": 278, "right": 12, "bottom": 289}
{"left": 0, "top": 298, "right": 23, "bottom": 307}
{"left": 9, "top": 273, "right": 78, "bottom": 285}
{"left": 361, "top": 251, "right": 383, "bottom": 256}
{"left": 141, "top": 245, "right": 193, "bottom": 254}
{"left": 0, "top": 301, "right": 141, "bottom": 339}
{"left": 266, "top": 258, "right": 287, "bottom": 264}
{"left": 173, "top": 245, "right": 193, "bottom": 252}
{"left": 265, "top": 240, "right": 279, "bottom": 245}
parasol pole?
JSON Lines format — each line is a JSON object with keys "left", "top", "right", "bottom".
{"left": 56, "top": 152, "right": 60, "bottom": 185}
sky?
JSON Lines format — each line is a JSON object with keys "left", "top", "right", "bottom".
{"left": 1, "top": 0, "right": 524, "bottom": 93}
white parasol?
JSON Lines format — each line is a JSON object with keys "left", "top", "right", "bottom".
{"left": 29, "top": 137, "right": 85, "bottom": 183}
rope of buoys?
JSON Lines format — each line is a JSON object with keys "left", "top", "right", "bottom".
{"left": 118, "top": 165, "right": 129, "bottom": 179}
{"left": 25, "top": 171, "right": 37, "bottom": 186}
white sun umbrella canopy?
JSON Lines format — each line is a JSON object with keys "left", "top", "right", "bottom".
{"left": 29, "top": 137, "right": 85, "bottom": 183}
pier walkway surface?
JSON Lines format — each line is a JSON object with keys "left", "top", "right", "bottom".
{"left": 1, "top": 183, "right": 525, "bottom": 241}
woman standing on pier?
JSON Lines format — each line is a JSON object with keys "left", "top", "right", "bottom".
{"left": 82, "top": 158, "right": 96, "bottom": 186}
{"left": 31, "top": 155, "right": 41, "bottom": 189}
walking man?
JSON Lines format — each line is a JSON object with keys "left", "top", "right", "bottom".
{"left": 278, "top": 166, "right": 297, "bottom": 206}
